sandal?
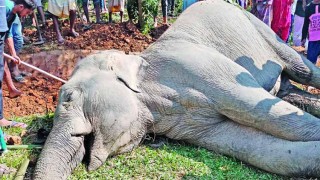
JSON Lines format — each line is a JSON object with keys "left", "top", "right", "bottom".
{"left": 66, "top": 31, "right": 79, "bottom": 38}
{"left": 0, "top": 164, "right": 16, "bottom": 176}
{"left": 0, "top": 120, "right": 27, "bottom": 129}
{"left": 96, "top": 20, "right": 107, "bottom": 24}
{"left": 12, "top": 75, "right": 26, "bottom": 83}
{"left": 20, "top": 71, "right": 32, "bottom": 77}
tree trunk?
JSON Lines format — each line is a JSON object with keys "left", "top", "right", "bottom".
{"left": 138, "top": 0, "right": 143, "bottom": 27}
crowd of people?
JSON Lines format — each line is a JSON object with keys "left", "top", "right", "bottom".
{"left": 240, "top": 0, "right": 320, "bottom": 64}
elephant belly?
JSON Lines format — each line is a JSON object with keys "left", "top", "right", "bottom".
{"left": 152, "top": 107, "right": 225, "bottom": 140}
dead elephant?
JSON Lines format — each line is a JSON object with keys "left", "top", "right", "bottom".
{"left": 34, "top": 0, "right": 320, "bottom": 179}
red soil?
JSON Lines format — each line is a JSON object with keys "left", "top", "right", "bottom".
{"left": 3, "top": 21, "right": 168, "bottom": 118}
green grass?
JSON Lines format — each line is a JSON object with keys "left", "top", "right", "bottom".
{"left": 0, "top": 115, "right": 283, "bottom": 180}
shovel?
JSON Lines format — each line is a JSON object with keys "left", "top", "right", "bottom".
{"left": 32, "top": 12, "right": 45, "bottom": 45}
{"left": 3, "top": 53, "right": 67, "bottom": 83}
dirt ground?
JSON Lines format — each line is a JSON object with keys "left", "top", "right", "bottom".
{"left": 3, "top": 21, "right": 168, "bottom": 117}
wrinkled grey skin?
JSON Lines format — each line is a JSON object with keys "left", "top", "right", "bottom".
{"left": 34, "top": 0, "right": 320, "bottom": 179}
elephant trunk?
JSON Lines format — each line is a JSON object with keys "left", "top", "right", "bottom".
{"left": 34, "top": 121, "right": 86, "bottom": 180}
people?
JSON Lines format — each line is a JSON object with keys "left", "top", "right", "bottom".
{"left": 0, "top": 0, "right": 35, "bottom": 127}
{"left": 4, "top": 60, "right": 22, "bottom": 98}
{"left": 251, "top": 0, "right": 273, "bottom": 26}
{"left": 301, "top": 0, "right": 320, "bottom": 63}
{"left": 108, "top": 0, "right": 125, "bottom": 23}
{"left": 35, "top": 0, "right": 46, "bottom": 28}
{"left": 271, "top": 0, "right": 292, "bottom": 41}
{"left": 153, "top": 0, "right": 168, "bottom": 26}
{"left": 293, "top": 0, "right": 312, "bottom": 46}
{"left": 288, "top": 0, "right": 298, "bottom": 42}
{"left": 168, "top": 0, "right": 174, "bottom": 16}
{"left": 47, "top": 0, "right": 79, "bottom": 44}
{"left": 183, "top": 0, "right": 197, "bottom": 11}
{"left": 6, "top": 0, "right": 27, "bottom": 83}
{"left": 82, "top": 0, "right": 106, "bottom": 24}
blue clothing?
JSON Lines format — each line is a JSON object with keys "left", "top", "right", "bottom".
{"left": 182, "top": 0, "right": 197, "bottom": 11}
{"left": 307, "top": 41, "right": 320, "bottom": 63}
{"left": 0, "top": 0, "right": 8, "bottom": 32}
{"left": 8, "top": 18, "right": 23, "bottom": 52}
{"left": 100, "top": 0, "right": 105, "bottom": 10}
{"left": 6, "top": 0, "right": 17, "bottom": 32}
{"left": 6, "top": 0, "right": 23, "bottom": 52}
{"left": 0, "top": 32, "right": 5, "bottom": 119}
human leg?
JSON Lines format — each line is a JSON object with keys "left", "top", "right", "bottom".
{"left": 9, "top": 19, "right": 24, "bottom": 81}
{"left": 0, "top": 32, "right": 5, "bottom": 122}
{"left": 161, "top": 0, "right": 167, "bottom": 24}
{"left": 51, "top": 14, "right": 64, "bottom": 44}
{"left": 68, "top": 10, "right": 79, "bottom": 37}
{"left": 293, "top": 15, "right": 304, "bottom": 46}
{"left": 4, "top": 60, "right": 21, "bottom": 98}
{"left": 93, "top": 0, "right": 105, "bottom": 23}
{"left": 108, "top": 12, "right": 112, "bottom": 23}
{"left": 36, "top": 0, "right": 46, "bottom": 27}
{"left": 82, "top": 0, "right": 90, "bottom": 23}
{"left": 120, "top": 11, "right": 123, "bottom": 23}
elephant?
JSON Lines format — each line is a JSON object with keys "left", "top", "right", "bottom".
{"left": 34, "top": 0, "right": 320, "bottom": 179}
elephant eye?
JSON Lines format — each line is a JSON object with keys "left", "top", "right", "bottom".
{"left": 64, "top": 89, "right": 81, "bottom": 102}
{"left": 65, "top": 92, "right": 73, "bottom": 102}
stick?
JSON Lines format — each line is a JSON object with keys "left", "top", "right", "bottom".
{"left": 33, "top": 11, "right": 45, "bottom": 44}
{"left": 14, "top": 158, "right": 30, "bottom": 180}
{"left": 7, "top": 145, "right": 43, "bottom": 150}
{"left": 3, "top": 53, "right": 67, "bottom": 83}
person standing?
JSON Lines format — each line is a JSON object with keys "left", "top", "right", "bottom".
{"left": 293, "top": 0, "right": 312, "bottom": 46}
{"left": 168, "top": 0, "right": 174, "bottom": 16}
{"left": 0, "top": 0, "right": 35, "bottom": 127}
{"left": 48, "top": 0, "right": 79, "bottom": 44}
{"left": 251, "top": 0, "right": 273, "bottom": 26}
{"left": 82, "top": 0, "right": 106, "bottom": 24}
{"left": 271, "top": 0, "right": 292, "bottom": 41}
{"left": 301, "top": 0, "right": 320, "bottom": 63}
{"left": 108, "top": 0, "right": 125, "bottom": 23}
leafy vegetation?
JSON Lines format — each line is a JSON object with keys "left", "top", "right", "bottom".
{"left": 0, "top": 114, "right": 284, "bottom": 179}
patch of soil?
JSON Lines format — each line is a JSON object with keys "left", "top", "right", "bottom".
{"left": 22, "top": 20, "right": 168, "bottom": 53}
{"left": 3, "top": 21, "right": 168, "bottom": 117}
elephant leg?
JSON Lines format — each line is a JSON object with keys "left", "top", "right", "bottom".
{"left": 159, "top": 42, "right": 320, "bottom": 141}
{"left": 198, "top": 51, "right": 320, "bottom": 141}
{"left": 277, "top": 74, "right": 320, "bottom": 118}
{"left": 248, "top": 12, "right": 320, "bottom": 88}
{"left": 190, "top": 120, "right": 320, "bottom": 177}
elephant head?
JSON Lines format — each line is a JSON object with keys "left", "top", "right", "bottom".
{"left": 34, "top": 50, "right": 149, "bottom": 179}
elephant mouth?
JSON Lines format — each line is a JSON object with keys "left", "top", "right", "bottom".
{"left": 82, "top": 133, "right": 94, "bottom": 166}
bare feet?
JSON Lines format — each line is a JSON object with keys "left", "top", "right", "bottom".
{"left": 154, "top": 19, "right": 158, "bottom": 27}
{"left": 0, "top": 118, "right": 27, "bottom": 128}
{"left": 0, "top": 164, "right": 16, "bottom": 176}
{"left": 57, "top": 36, "right": 65, "bottom": 45}
{"left": 67, "top": 30, "right": 79, "bottom": 38}
{"left": 9, "top": 89, "right": 22, "bottom": 98}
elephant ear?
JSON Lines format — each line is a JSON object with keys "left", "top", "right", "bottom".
{"left": 102, "top": 52, "right": 149, "bottom": 93}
